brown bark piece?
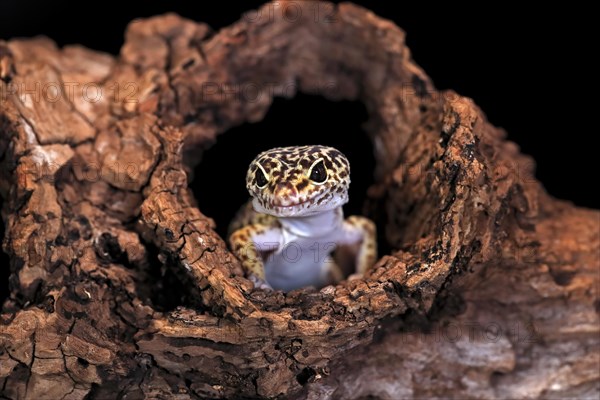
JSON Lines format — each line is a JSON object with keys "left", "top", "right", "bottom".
{"left": 1, "top": 2, "right": 598, "bottom": 399}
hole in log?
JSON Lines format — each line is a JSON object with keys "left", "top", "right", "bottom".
{"left": 192, "top": 94, "right": 374, "bottom": 240}
{"left": 130, "top": 7, "right": 519, "bottom": 393}
{"left": 77, "top": 357, "right": 90, "bottom": 368}
{"left": 296, "top": 367, "right": 317, "bottom": 385}
{"left": 144, "top": 243, "right": 197, "bottom": 312}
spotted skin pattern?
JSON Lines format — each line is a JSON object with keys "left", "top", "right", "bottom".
{"left": 229, "top": 145, "right": 377, "bottom": 291}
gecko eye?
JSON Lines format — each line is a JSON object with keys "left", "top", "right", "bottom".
{"left": 309, "top": 160, "right": 327, "bottom": 183}
{"left": 255, "top": 168, "right": 268, "bottom": 188}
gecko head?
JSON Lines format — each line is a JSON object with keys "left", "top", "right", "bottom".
{"left": 246, "top": 145, "right": 351, "bottom": 217}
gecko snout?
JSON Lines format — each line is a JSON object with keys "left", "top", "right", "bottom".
{"left": 272, "top": 182, "right": 300, "bottom": 205}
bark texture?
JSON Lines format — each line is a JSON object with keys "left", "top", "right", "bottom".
{"left": 0, "top": 2, "right": 598, "bottom": 399}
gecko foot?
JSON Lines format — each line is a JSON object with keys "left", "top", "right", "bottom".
{"left": 249, "top": 274, "right": 273, "bottom": 291}
{"left": 347, "top": 272, "right": 363, "bottom": 281}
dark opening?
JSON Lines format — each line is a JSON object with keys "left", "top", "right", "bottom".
{"left": 142, "top": 242, "right": 201, "bottom": 312}
{"left": 296, "top": 366, "right": 317, "bottom": 385}
{"left": 76, "top": 357, "right": 90, "bottom": 368}
{"left": 192, "top": 93, "right": 375, "bottom": 240}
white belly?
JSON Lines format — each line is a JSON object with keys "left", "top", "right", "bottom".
{"left": 264, "top": 231, "right": 336, "bottom": 291}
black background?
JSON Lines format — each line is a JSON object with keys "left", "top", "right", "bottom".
{"left": 0, "top": 1, "right": 596, "bottom": 300}
{"left": 0, "top": 1, "right": 595, "bottom": 206}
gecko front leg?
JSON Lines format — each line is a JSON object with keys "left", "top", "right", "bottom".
{"left": 343, "top": 216, "right": 377, "bottom": 275}
{"left": 229, "top": 223, "right": 280, "bottom": 290}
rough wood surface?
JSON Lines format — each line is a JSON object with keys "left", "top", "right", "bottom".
{"left": 1, "top": 2, "right": 598, "bottom": 399}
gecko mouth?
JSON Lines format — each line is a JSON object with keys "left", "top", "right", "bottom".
{"left": 268, "top": 196, "right": 316, "bottom": 209}
{"left": 255, "top": 191, "right": 345, "bottom": 217}
{"left": 263, "top": 192, "right": 332, "bottom": 215}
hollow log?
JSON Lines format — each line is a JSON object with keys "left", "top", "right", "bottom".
{"left": 1, "top": 2, "right": 598, "bottom": 399}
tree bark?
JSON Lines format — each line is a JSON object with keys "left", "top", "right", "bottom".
{"left": 0, "top": 2, "right": 598, "bottom": 399}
